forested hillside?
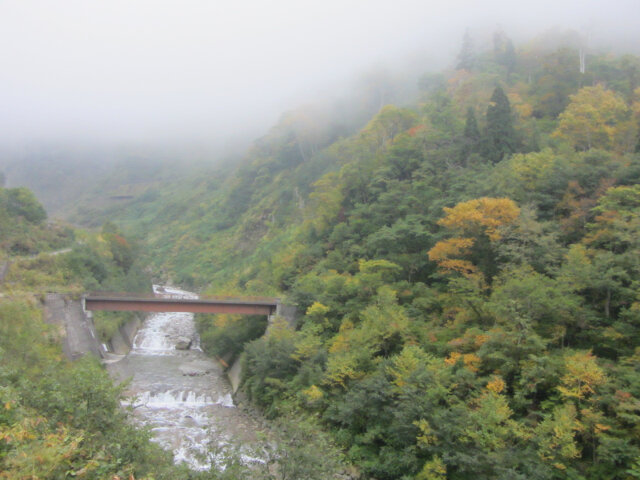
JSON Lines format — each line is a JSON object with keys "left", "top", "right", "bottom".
{"left": 0, "top": 186, "right": 196, "bottom": 478}
{"left": 225, "top": 40, "right": 640, "bottom": 479}
{"left": 15, "top": 30, "right": 640, "bottom": 479}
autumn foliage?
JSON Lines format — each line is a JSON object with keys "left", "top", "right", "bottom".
{"left": 429, "top": 197, "right": 520, "bottom": 277}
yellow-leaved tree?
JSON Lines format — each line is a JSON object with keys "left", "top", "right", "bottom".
{"left": 428, "top": 197, "right": 520, "bottom": 281}
{"left": 553, "top": 84, "right": 634, "bottom": 152}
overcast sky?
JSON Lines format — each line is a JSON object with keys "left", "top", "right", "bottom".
{"left": 0, "top": 0, "right": 638, "bottom": 149}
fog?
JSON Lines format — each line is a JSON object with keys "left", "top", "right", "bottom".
{"left": 1, "top": 0, "right": 638, "bottom": 150}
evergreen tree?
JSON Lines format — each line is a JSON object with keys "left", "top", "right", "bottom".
{"left": 484, "top": 85, "right": 517, "bottom": 163}
{"left": 493, "top": 30, "right": 517, "bottom": 73}
{"left": 456, "top": 29, "right": 475, "bottom": 71}
{"left": 464, "top": 107, "right": 480, "bottom": 140}
{"left": 461, "top": 107, "right": 481, "bottom": 164}
{"left": 502, "top": 39, "right": 517, "bottom": 73}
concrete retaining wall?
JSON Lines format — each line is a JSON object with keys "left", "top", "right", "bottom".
{"left": 43, "top": 293, "right": 143, "bottom": 361}
{"left": 44, "top": 293, "right": 103, "bottom": 360}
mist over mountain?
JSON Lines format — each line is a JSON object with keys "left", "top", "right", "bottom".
{"left": 2, "top": 0, "right": 639, "bottom": 218}
{"left": 4, "top": 2, "right": 640, "bottom": 478}
{"left": 1, "top": 0, "right": 638, "bottom": 150}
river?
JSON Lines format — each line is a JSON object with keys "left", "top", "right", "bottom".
{"left": 106, "top": 285, "right": 266, "bottom": 470}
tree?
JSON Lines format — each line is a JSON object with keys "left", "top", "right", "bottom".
{"left": 489, "top": 265, "right": 582, "bottom": 345}
{"left": 464, "top": 107, "right": 480, "bottom": 142}
{"left": 530, "top": 48, "right": 582, "bottom": 118}
{"left": 307, "top": 171, "right": 344, "bottom": 234}
{"left": 557, "top": 350, "right": 606, "bottom": 402}
{"left": 553, "top": 84, "right": 633, "bottom": 152}
{"left": 428, "top": 197, "right": 520, "bottom": 281}
{"left": 325, "top": 287, "right": 409, "bottom": 374}
{"left": 456, "top": 29, "right": 476, "bottom": 71}
{"left": 493, "top": 30, "right": 517, "bottom": 73}
{"left": 362, "top": 105, "right": 418, "bottom": 150}
{"left": 461, "top": 107, "right": 481, "bottom": 163}
{"left": 579, "top": 185, "right": 640, "bottom": 319}
{"left": 534, "top": 404, "right": 582, "bottom": 472}
{"left": 502, "top": 39, "right": 517, "bottom": 73}
{"left": 633, "top": 86, "right": 640, "bottom": 152}
{"left": 2, "top": 187, "right": 47, "bottom": 224}
{"left": 437, "top": 197, "right": 521, "bottom": 241}
{"left": 485, "top": 86, "right": 518, "bottom": 163}
{"left": 255, "top": 415, "right": 347, "bottom": 480}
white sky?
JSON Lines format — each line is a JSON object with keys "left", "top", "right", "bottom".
{"left": 0, "top": 0, "right": 638, "bottom": 147}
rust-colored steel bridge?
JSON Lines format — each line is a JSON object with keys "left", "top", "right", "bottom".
{"left": 83, "top": 292, "right": 279, "bottom": 316}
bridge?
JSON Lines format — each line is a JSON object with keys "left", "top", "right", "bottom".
{"left": 83, "top": 292, "right": 280, "bottom": 316}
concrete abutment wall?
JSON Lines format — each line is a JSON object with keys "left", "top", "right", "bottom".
{"left": 44, "top": 293, "right": 143, "bottom": 361}
{"left": 43, "top": 292, "right": 298, "bottom": 395}
{"left": 44, "top": 293, "right": 103, "bottom": 360}
{"left": 228, "top": 304, "right": 299, "bottom": 393}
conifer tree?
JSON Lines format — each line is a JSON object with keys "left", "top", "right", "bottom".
{"left": 493, "top": 30, "right": 517, "bottom": 73}
{"left": 485, "top": 85, "right": 517, "bottom": 163}
{"left": 502, "top": 39, "right": 517, "bottom": 73}
{"left": 461, "top": 107, "right": 481, "bottom": 164}
{"left": 456, "top": 29, "right": 475, "bottom": 71}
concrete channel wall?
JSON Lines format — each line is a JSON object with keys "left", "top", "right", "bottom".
{"left": 227, "top": 307, "right": 299, "bottom": 393}
{"left": 107, "top": 315, "right": 143, "bottom": 354}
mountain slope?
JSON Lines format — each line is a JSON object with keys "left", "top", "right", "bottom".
{"left": 67, "top": 37, "right": 640, "bottom": 479}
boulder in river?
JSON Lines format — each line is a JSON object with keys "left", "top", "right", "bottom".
{"left": 178, "top": 360, "right": 213, "bottom": 376}
{"left": 175, "top": 337, "right": 192, "bottom": 350}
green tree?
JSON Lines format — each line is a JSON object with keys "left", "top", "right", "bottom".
{"left": 530, "top": 47, "right": 582, "bottom": 118}
{"left": 579, "top": 185, "right": 640, "bottom": 320}
{"left": 493, "top": 30, "right": 517, "bottom": 73}
{"left": 456, "top": 29, "right": 476, "bottom": 71}
{"left": 461, "top": 107, "right": 481, "bottom": 164}
{"left": 2, "top": 187, "right": 47, "bottom": 224}
{"left": 534, "top": 403, "right": 582, "bottom": 473}
{"left": 484, "top": 86, "right": 518, "bottom": 163}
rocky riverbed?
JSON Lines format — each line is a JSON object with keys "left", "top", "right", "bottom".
{"left": 106, "top": 285, "right": 267, "bottom": 470}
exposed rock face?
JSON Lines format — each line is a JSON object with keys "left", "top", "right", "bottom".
{"left": 175, "top": 336, "right": 192, "bottom": 350}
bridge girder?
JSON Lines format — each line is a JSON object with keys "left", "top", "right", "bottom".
{"left": 84, "top": 296, "right": 278, "bottom": 316}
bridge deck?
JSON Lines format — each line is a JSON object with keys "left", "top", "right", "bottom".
{"left": 84, "top": 294, "right": 279, "bottom": 315}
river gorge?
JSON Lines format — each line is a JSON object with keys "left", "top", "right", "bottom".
{"left": 106, "top": 285, "right": 266, "bottom": 470}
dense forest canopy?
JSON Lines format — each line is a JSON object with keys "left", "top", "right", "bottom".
{"left": 142, "top": 33, "right": 640, "bottom": 479}
{"left": 4, "top": 28, "right": 640, "bottom": 479}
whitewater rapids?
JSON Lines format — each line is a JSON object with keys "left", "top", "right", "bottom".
{"left": 107, "top": 285, "right": 265, "bottom": 470}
